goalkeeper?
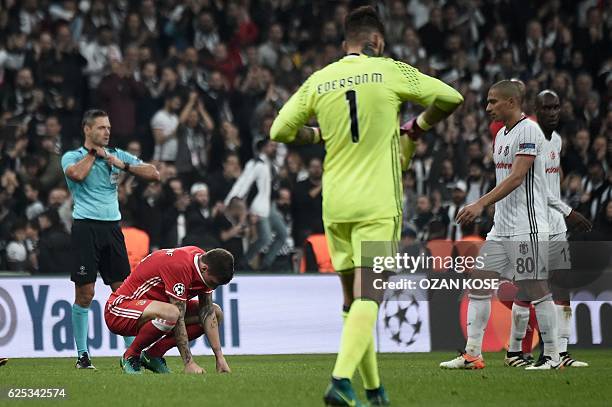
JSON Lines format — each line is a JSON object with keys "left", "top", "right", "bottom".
{"left": 270, "top": 6, "right": 463, "bottom": 406}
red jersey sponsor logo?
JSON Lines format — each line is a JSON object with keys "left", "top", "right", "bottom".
{"left": 546, "top": 167, "right": 560, "bottom": 173}
{"left": 496, "top": 162, "right": 512, "bottom": 169}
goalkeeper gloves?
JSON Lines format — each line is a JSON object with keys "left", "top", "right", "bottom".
{"left": 399, "top": 114, "right": 432, "bottom": 141}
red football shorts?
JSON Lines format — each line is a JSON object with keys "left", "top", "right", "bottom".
{"left": 105, "top": 294, "right": 200, "bottom": 336}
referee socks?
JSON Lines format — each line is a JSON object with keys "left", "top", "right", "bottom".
{"left": 72, "top": 304, "right": 90, "bottom": 358}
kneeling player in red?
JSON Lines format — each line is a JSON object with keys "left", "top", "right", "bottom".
{"left": 104, "top": 246, "right": 234, "bottom": 374}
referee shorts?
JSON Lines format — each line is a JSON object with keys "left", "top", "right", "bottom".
{"left": 71, "top": 219, "right": 131, "bottom": 286}
{"left": 324, "top": 216, "right": 401, "bottom": 272}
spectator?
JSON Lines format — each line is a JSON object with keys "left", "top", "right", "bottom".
{"left": 38, "top": 134, "right": 65, "bottom": 195}
{"left": 443, "top": 181, "right": 468, "bottom": 241}
{"left": 208, "top": 152, "right": 241, "bottom": 206}
{"left": 184, "top": 182, "right": 221, "bottom": 249}
{"left": 562, "top": 128, "right": 591, "bottom": 176}
{"left": 176, "top": 91, "right": 214, "bottom": 187}
{"left": 194, "top": 11, "right": 220, "bottom": 55}
{"left": 134, "top": 181, "right": 163, "bottom": 250}
{"left": 97, "top": 59, "right": 144, "bottom": 146}
{"left": 6, "top": 219, "right": 30, "bottom": 271}
{"left": 591, "top": 200, "right": 612, "bottom": 240}
{"left": 258, "top": 23, "right": 288, "bottom": 69}
{"left": 2, "top": 67, "right": 35, "bottom": 119}
{"left": 23, "top": 180, "right": 44, "bottom": 220}
{"left": 465, "top": 160, "right": 490, "bottom": 204}
{"left": 225, "top": 139, "right": 287, "bottom": 270}
{"left": 412, "top": 195, "right": 434, "bottom": 241}
{"left": 151, "top": 93, "right": 181, "bottom": 162}
{"left": 582, "top": 161, "right": 611, "bottom": 221}
{"left": 36, "top": 209, "right": 72, "bottom": 274}
{"left": 161, "top": 191, "right": 190, "bottom": 248}
{"left": 80, "top": 25, "right": 122, "bottom": 92}
{"left": 215, "top": 197, "right": 249, "bottom": 265}
{"left": 392, "top": 27, "right": 427, "bottom": 65}
{"left": 431, "top": 159, "right": 458, "bottom": 204}
{"left": 291, "top": 157, "right": 323, "bottom": 247}
{"left": 402, "top": 170, "right": 419, "bottom": 228}
{"left": 121, "top": 13, "right": 152, "bottom": 50}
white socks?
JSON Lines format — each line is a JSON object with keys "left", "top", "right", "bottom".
{"left": 533, "top": 295, "right": 559, "bottom": 361}
{"left": 556, "top": 303, "right": 572, "bottom": 354}
{"left": 465, "top": 294, "right": 491, "bottom": 357}
{"left": 508, "top": 302, "right": 530, "bottom": 353}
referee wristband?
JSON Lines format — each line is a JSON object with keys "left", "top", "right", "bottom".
{"left": 416, "top": 114, "right": 433, "bottom": 131}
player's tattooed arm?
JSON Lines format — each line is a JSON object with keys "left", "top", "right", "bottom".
{"left": 169, "top": 297, "right": 196, "bottom": 368}
{"left": 198, "top": 293, "right": 230, "bottom": 373}
{"left": 292, "top": 126, "right": 322, "bottom": 145}
{"left": 197, "top": 292, "right": 215, "bottom": 324}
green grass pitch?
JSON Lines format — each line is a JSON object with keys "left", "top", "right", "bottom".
{"left": 2, "top": 350, "right": 611, "bottom": 406}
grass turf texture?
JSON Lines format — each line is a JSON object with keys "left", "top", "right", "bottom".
{"left": 2, "top": 350, "right": 611, "bottom": 406}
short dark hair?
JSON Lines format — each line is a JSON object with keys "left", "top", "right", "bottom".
{"left": 81, "top": 109, "right": 108, "bottom": 129}
{"left": 204, "top": 248, "right": 234, "bottom": 285}
{"left": 344, "top": 6, "right": 385, "bottom": 44}
{"left": 490, "top": 80, "right": 524, "bottom": 104}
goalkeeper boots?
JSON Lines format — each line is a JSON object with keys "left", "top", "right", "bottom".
{"left": 323, "top": 378, "right": 365, "bottom": 406}
{"left": 366, "top": 385, "right": 390, "bottom": 406}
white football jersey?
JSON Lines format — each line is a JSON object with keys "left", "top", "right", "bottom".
{"left": 542, "top": 131, "right": 566, "bottom": 234}
{"left": 491, "top": 117, "right": 549, "bottom": 236}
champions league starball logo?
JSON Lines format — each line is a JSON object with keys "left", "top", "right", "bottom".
{"left": 381, "top": 290, "right": 422, "bottom": 347}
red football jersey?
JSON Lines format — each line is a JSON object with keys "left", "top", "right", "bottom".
{"left": 114, "top": 246, "right": 213, "bottom": 303}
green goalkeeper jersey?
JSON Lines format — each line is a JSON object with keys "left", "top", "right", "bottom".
{"left": 270, "top": 54, "right": 463, "bottom": 223}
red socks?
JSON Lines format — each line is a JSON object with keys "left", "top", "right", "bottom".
{"left": 147, "top": 324, "right": 205, "bottom": 358}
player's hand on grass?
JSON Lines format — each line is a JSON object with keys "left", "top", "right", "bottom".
{"left": 566, "top": 209, "right": 592, "bottom": 232}
{"left": 216, "top": 357, "right": 231, "bottom": 373}
{"left": 456, "top": 201, "right": 484, "bottom": 225}
{"left": 183, "top": 361, "right": 205, "bottom": 374}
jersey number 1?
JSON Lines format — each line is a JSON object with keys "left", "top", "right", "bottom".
{"left": 345, "top": 90, "right": 359, "bottom": 143}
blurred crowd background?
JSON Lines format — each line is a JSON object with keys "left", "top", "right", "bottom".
{"left": 1, "top": 0, "right": 610, "bottom": 273}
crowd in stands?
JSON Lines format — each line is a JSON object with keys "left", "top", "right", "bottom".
{"left": 1, "top": 0, "right": 610, "bottom": 273}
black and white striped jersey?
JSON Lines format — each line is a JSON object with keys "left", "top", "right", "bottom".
{"left": 491, "top": 117, "right": 549, "bottom": 236}
{"left": 543, "top": 131, "right": 567, "bottom": 235}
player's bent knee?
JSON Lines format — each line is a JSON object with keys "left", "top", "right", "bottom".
{"left": 163, "top": 304, "right": 180, "bottom": 323}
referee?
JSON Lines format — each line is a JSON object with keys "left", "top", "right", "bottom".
{"left": 62, "top": 110, "right": 160, "bottom": 369}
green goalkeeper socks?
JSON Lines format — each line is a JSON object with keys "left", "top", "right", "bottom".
{"left": 333, "top": 299, "right": 379, "bottom": 381}
{"left": 342, "top": 309, "right": 381, "bottom": 390}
